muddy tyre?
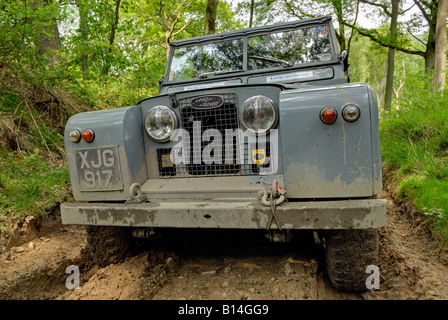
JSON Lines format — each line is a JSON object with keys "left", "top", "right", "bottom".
{"left": 323, "top": 229, "right": 379, "bottom": 292}
{"left": 86, "top": 226, "right": 133, "bottom": 268}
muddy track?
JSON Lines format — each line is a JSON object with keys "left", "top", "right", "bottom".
{"left": 1, "top": 189, "right": 448, "bottom": 301}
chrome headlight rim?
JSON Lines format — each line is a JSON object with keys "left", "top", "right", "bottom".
{"left": 240, "top": 95, "right": 278, "bottom": 135}
{"left": 144, "top": 105, "right": 178, "bottom": 142}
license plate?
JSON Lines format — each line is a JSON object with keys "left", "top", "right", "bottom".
{"left": 75, "top": 146, "right": 124, "bottom": 192}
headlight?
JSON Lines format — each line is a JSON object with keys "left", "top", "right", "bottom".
{"left": 145, "top": 106, "right": 178, "bottom": 142}
{"left": 240, "top": 96, "right": 277, "bottom": 134}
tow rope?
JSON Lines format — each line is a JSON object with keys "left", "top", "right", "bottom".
{"left": 261, "top": 180, "right": 286, "bottom": 231}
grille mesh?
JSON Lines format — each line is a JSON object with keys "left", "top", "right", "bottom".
{"left": 180, "top": 93, "right": 247, "bottom": 176}
{"left": 156, "top": 93, "right": 273, "bottom": 177}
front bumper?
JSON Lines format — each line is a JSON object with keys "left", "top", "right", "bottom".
{"left": 61, "top": 198, "right": 386, "bottom": 230}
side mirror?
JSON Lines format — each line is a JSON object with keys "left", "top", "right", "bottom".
{"left": 340, "top": 49, "right": 350, "bottom": 83}
{"left": 158, "top": 77, "right": 165, "bottom": 92}
{"left": 340, "top": 49, "right": 349, "bottom": 72}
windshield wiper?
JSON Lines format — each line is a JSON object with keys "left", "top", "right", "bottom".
{"left": 250, "top": 55, "right": 294, "bottom": 68}
{"left": 198, "top": 69, "right": 242, "bottom": 79}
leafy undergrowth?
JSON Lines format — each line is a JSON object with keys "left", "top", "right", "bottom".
{"left": 0, "top": 149, "right": 70, "bottom": 230}
{"left": 380, "top": 79, "right": 448, "bottom": 248}
{"left": 0, "top": 61, "right": 88, "bottom": 231}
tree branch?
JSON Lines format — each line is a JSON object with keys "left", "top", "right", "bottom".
{"left": 360, "top": 0, "right": 391, "bottom": 17}
{"left": 406, "top": 27, "right": 427, "bottom": 46}
{"left": 282, "top": 0, "right": 315, "bottom": 19}
{"left": 413, "top": 0, "right": 431, "bottom": 24}
{"left": 347, "top": 0, "right": 360, "bottom": 53}
{"left": 400, "top": 3, "right": 415, "bottom": 15}
{"left": 342, "top": 21, "right": 425, "bottom": 57}
{"left": 171, "top": 21, "right": 193, "bottom": 38}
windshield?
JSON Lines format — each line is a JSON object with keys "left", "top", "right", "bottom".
{"left": 169, "top": 39, "right": 244, "bottom": 81}
{"left": 248, "top": 26, "right": 333, "bottom": 70}
{"left": 168, "top": 24, "right": 333, "bottom": 82}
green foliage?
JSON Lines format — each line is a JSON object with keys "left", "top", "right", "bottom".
{"left": 58, "top": 0, "right": 243, "bottom": 107}
{"left": 0, "top": 0, "right": 62, "bottom": 65}
{"left": 216, "top": 0, "right": 246, "bottom": 32}
{"left": 0, "top": 150, "right": 70, "bottom": 228}
{"left": 397, "top": 176, "right": 448, "bottom": 247}
{"left": 381, "top": 75, "right": 448, "bottom": 246}
{"left": 236, "top": 0, "right": 284, "bottom": 26}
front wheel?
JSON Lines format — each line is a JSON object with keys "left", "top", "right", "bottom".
{"left": 323, "top": 229, "right": 379, "bottom": 292}
{"left": 86, "top": 226, "right": 133, "bottom": 268}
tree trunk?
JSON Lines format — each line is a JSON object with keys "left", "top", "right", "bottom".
{"left": 154, "top": 0, "right": 194, "bottom": 58}
{"left": 425, "top": 0, "right": 438, "bottom": 72}
{"left": 103, "top": 0, "right": 121, "bottom": 75}
{"left": 37, "top": 22, "right": 61, "bottom": 56}
{"left": 76, "top": 0, "right": 89, "bottom": 73}
{"left": 249, "top": 0, "right": 255, "bottom": 28}
{"left": 384, "top": 0, "right": 399, "bottom": 111}
{"left": 433, "top": 0, "right": 447, "bottom": 92}
{"left": 205, "top": 0, "right": 219, "bottom": 35}
{"left": 33, "top": 0, "right": 61, "bottom": 63}
{"left": 425, "top": 42, "right": 436, "bottom": 71}
{"left": 333, "top": 0, "right": 346, "bottom": 51}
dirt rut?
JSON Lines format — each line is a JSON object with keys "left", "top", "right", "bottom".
{"left": 1, "top": 191, "right": 448, "bottom": 300}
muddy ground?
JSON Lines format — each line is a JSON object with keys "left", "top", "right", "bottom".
{"left": 1, "top": 189, "right": 448, "bottom": 301}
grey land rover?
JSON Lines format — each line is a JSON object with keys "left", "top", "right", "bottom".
{"left": 61, "top": 16, "right": 386, "bottom": 292}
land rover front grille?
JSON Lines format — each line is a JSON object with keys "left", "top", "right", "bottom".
{"left": 181, "top": 93, "right": 242, "bottom": 176}
{"left": 156, "top": 93, "right": 273, "bottom": 177}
